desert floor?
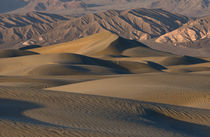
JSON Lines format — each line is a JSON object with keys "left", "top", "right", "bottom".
{"left": 0, "top": 32, "right": 209, "bottom": 137}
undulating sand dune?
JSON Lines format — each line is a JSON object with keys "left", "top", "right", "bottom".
{"left": 0, "top": 84, "right": 209, "bottom": 137}
{"left": 165, "top": 61, "right": 210, "bottom": 73}
{"left": 122, "top": 46, "right": 171, "bottom": 57}
{"left": 0, "top": 53, "right": 129, "bottom": 76}
{"left": 159, "top": 56, "right": 209, "bottom": 66}
{"left": 29, "top": 31, "right": 171, "bottom": 57}
{"left": 0, "top": 51, "right": 167, "bottom": 76}
{"left": 169, "top": 60, "right": 210, "bottom": 74}
{"left": 111, "top": 55, "right": 210, "bottom": 74}
{"left": 0, "top": 32, "right": 209, "bottom": 136}
{"left": 48, "top": 73, "right": 210, "bottom": 109}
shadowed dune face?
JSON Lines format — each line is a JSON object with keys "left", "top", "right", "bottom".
{"left": 160, "top": 56, "right": 209, "bottom": 66}
{"left": 146, "top": 61, "right": 167, "bottom": 70}
{"left": 52, "top": 53, "right": 125, "bottom": 69}
{"left": 116, "top": 61, "right": 162, "bottom": 73}
{"left": 0, "top": 49, "right": 38, "bottom": 58}
{"left": 19, "top": 45, "right": 42, "bottom": 50}
{"left": 29, "top": 64, "right": 91, "bottom": 75}
{"left": 28, "top": 64, "right": 129, "bottom": 75}
{"left": 168, "top": 67, "right": 210, "bottom": 73}
{"left": 0, "top": 98, "right": 40, "bottom": 117}
{"left": 143, "top": 108, "right": 210, "bottom": 137}
{"left": 0, "top": 98, "right": 58, "bottom": 126}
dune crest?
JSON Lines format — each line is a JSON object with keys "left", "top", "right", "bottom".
{"left": 29, "top": 31, "right": 171, "bottom": 58}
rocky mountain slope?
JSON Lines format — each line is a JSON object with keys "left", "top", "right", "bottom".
{"left": 0, "top": 0, "right": 209, "bottom": 17}
{"left": 156, "top": 16, "right": 210, "bottom": 44}
{"left": 0, "top": 8, "right": 189, "bottom": 49}
{"left": 0, "top": 12, "right": 71, "bottom": 48}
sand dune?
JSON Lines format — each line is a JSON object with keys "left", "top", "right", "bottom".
{"left": 29, "top": 64, "right": 126, "bottom": 75}
{"left": 0, "top": 52, "right": 167, "bottom": 76}
{"left": 113, "top": 55, "right": 210, "bottom": 74}
{"left": 116, "top": 61, "right": 163, "bottom": 73}
{"left": 0, "top": 53, "right": 132, "bottom": 76}
{"left": 0, "top": 85, "right": 209, "bottom": 137}
{"left": 160, "top": 56, "right": 209, "bottom": 66}
{"left": 0, "top": 56, "right": 209, "bottom": 136}
{"left": 122, "top": 46, "right": 171, "bottom": 57}
{"left": 0, "top": 32, "right": 209, "bottom": 136}
{"left": 29, "top": 31, "right": 172, "bottom": 57}
{"left": 48, "top": 73, "right": 210, "bottom": 109}
{"left": 167, "top": 66, "right": 210, "bottom": 73}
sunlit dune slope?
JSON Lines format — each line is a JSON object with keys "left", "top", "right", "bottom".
{"left": 48, "top": 73, "right": 210, "bottom": 109}
{"left": 29, "top": 31, "right": 171, "bottom": 57}
{"left": 0, "top": 52, "right": 165, "bottom": 76}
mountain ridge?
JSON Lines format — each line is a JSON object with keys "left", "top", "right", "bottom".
{"left": 0, "top": 8, "right": 189, "bottom": 49}
{"left": 0, "top": 0, "right": 209, "bottom": 17}
{"left": 156, "top": 15, "right": 210, "bottom": 44}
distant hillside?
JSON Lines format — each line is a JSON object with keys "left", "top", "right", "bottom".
{"left": 85, "top": 0, "right": 210, "bottom": 17}
{"left": 0, "top": 0, "right": 210, "bottom": 17}
{"left": 15, "top": 0, "right": 87, "bottom": 13}
{"left": 0, "top": 12, "right": 70, "bottom": 48}
{"left": 0, "top": 8, "right": 188, "bottom": 49}
{"left": 156, "top": 16, "right": 210, "bottom": 44}
{"left": 0, "top": 0, "right": 28, "bottom": 13}
{"left": 0, "top": 0, "right": 87, "bottom": 14}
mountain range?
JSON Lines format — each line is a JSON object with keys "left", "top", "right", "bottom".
{"left": 0, "top": 1, "right": 209, "bottom": 56}
{"left": 0, "top": 8, "right": 189, "bottom": 49}
{"left": 0, "top": 0, "right": 210, "bottom": 17}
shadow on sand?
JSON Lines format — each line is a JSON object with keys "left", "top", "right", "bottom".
{"left": 0, "top": 98, "right": 62, "bottom": 127}
{"left": 142, "top": 108, "right": 210, "bottom": 137}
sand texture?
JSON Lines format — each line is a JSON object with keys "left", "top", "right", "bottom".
{"left": 0, "top": 32, "right": 209, "bottom": 136}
